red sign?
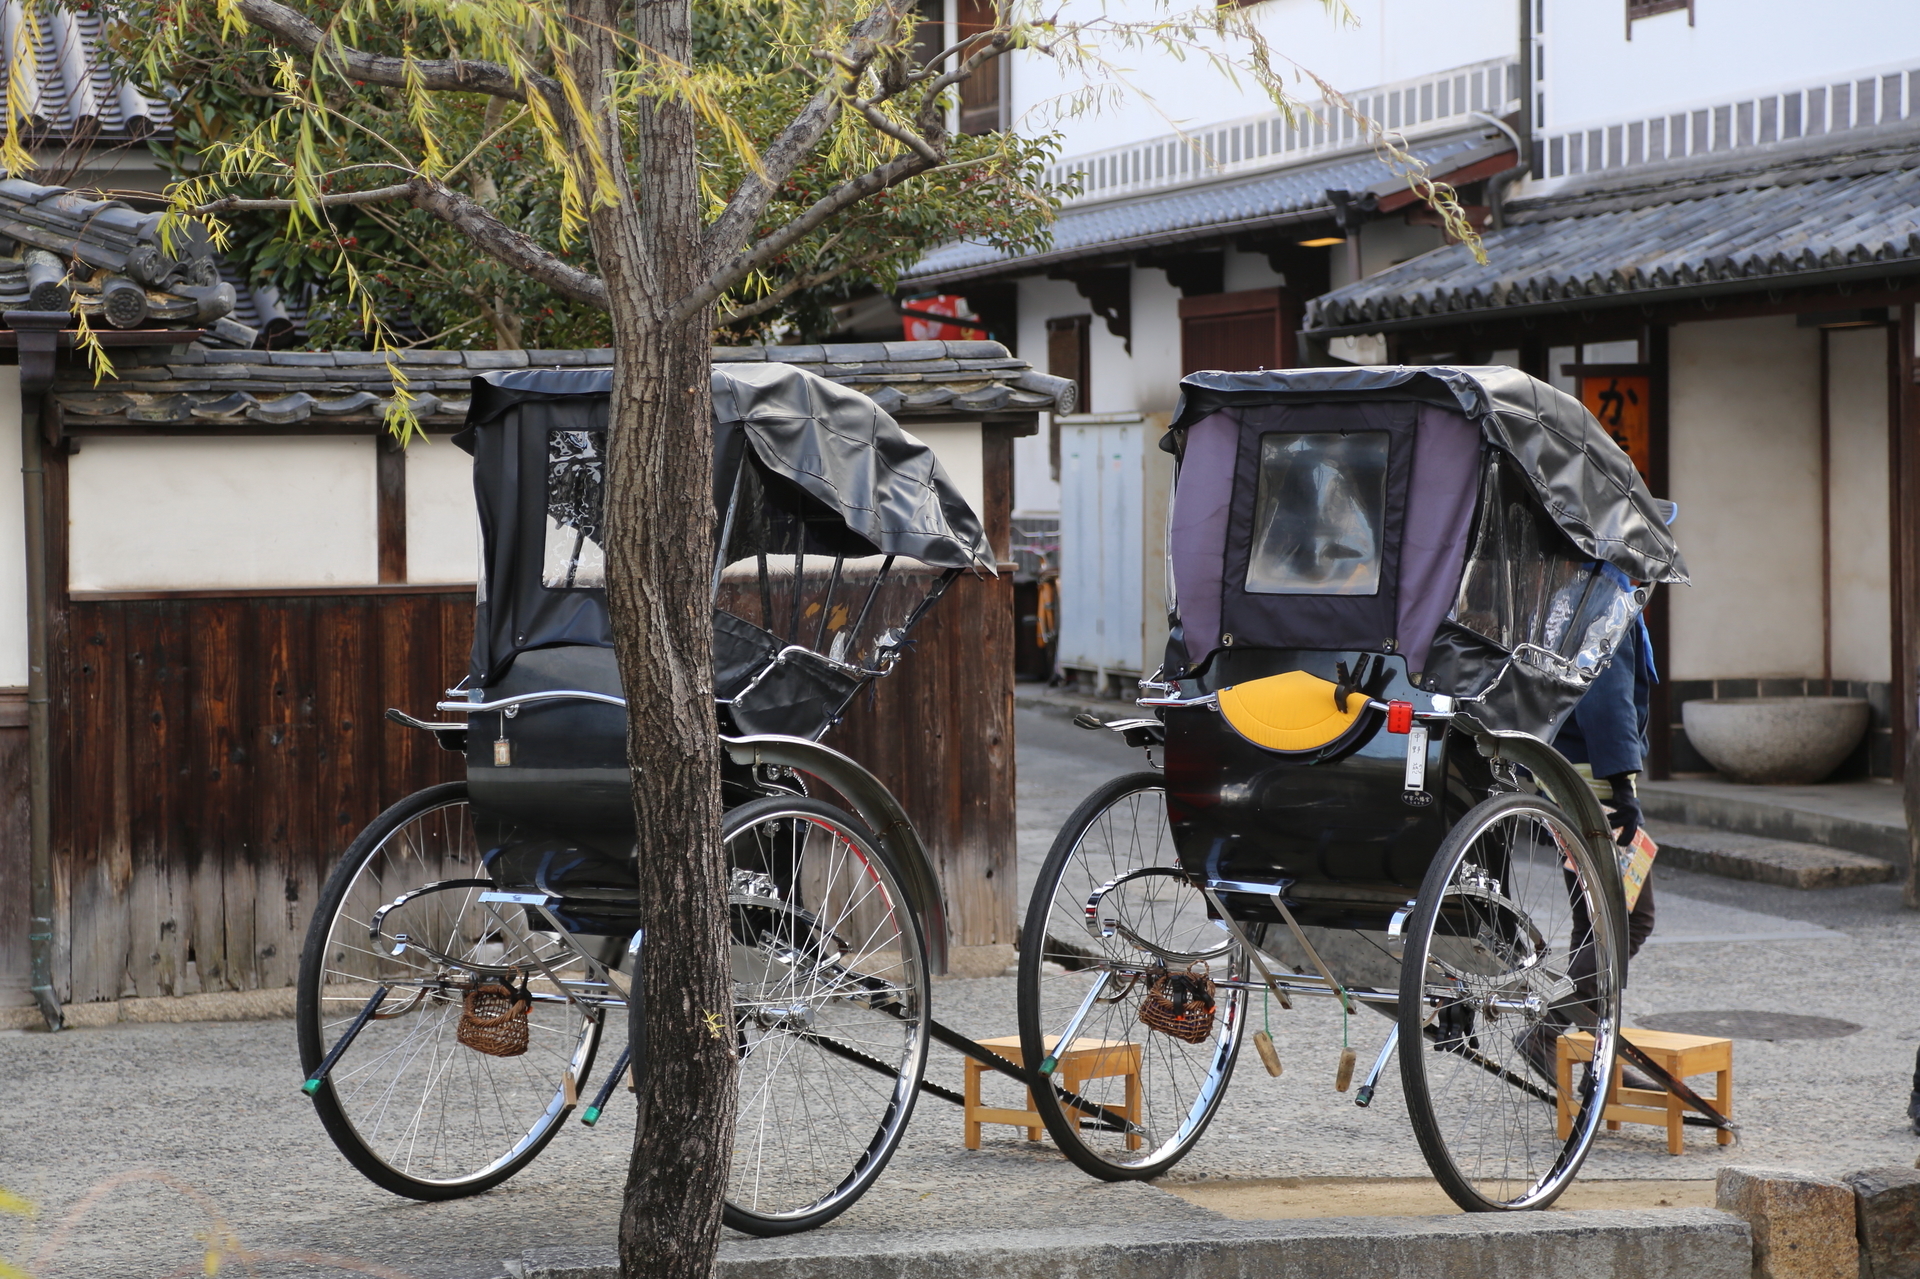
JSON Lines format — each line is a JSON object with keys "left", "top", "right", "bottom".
{"left": 901, "top": 295, "right": 986, "bottom": 342}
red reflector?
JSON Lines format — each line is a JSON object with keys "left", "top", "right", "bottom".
{"left": 1386, "top": 701, "right": 1414, "bottom": 734}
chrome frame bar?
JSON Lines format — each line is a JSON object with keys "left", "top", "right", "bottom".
{"left": 1354, "top": 1024, "right": 1399, "bottom": 1107}
{"left": 436, "top": 690, "right": 628, "bottom": 715}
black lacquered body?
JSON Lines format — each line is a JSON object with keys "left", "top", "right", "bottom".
{"left": 1164, "top": 649, "right": 1496, "bottom": 931}
{"left": 463, "top": 645, "right": 640, "bottom": 932}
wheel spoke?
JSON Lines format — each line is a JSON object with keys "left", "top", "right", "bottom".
{"left": 721, "top": 797, "right": 927, "bottom": 1236}
{"left": 297, "top": 787, "right": 600, "bottom": 1198}
{"left": 1399, "top": 793, "right": 1623, "bottom": 1211}
{"left": 1018, "top": 775, "right": 1243, "bottom": 1179}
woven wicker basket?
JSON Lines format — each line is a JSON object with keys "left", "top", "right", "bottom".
{"left": 458, "top": 975, "right": 532, "bottom": 1057}
{"left": 1138, "top": 964, "right": 1216, "bottom": 1044}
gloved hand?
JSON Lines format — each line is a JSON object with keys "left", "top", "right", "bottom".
{"left": 1605, "top": 772, "right": 1643, "bottom": 846}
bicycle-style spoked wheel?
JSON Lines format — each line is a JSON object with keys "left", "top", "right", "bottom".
{"left": 722, "top": 797, "right": 929, "bottom": 1236}
{"left": 1017, "top": 773, "right": 1246, "bottom": 1180}
{"left": 297, "top": 782, "right": 603, "bottom": 1200}
{"left": 1397, "top": 789, "right": 1625, "bottom": 1211}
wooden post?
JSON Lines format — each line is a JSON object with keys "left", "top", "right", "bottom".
{"left": 377, "top": 436, "right": 407, "bottom": 584}
{"left": 1646, "top": 324, "right": 1673, "bottom": 779}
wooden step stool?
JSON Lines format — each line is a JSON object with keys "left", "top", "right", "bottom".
{"left": 963, "top": 1035, "right": 1142, "bottom": 1151}
{"left": 1555, "top": 1027, "right": 1733, "bottom": 1155}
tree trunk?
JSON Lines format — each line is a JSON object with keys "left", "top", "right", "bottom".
{"left": 606, "top": 311, "right": 732, "bottom": 1279}
{"left": 568, "top": 1, "right": 735, "bottom": 1276}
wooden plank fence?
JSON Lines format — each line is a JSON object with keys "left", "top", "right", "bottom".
{"left": 49, "top": 591, "right": 470, "bottom": 1003}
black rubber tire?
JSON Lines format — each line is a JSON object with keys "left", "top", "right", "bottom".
{"left": 719, "top": 796, "right": 931, "bottom": 1236}
{"left": 1397, "top": 789, "right": 1625, "bottom": 1212}
{"left": 297, "top": 782, "right": 602, "bottom": 1201}
{"left": 1017, "top": 772, "right": 1244, "bottom": 1181}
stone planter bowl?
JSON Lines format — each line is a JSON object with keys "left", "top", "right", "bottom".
{"left": 1681, "top": 696, "right": 1870, "bottom": 785}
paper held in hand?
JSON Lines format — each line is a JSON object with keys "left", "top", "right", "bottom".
{"left": 1618, "top": 827, "right": 1657, "bottom": 911}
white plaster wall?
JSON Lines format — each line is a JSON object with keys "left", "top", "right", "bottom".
{"left": 0, "top": 369, "right": 24, "bottom": 685}
{"left": 1543, "top": 0, "right": 1916, "bottom": 132}
{"left": 1667, "top": 315, "right": 1822, "bottom": 680}
{"left": 1222, "top": 249, "right": 1287, "bottom": 293}
{"left": 1017, "top": 275, "right": 1140, "bottom": 416}
{"left": 1012, "top": 427, "right": 1059, "bottom": 516}
{"left": 1008, "top": 0, "right": 1514, "bottom": 158}
{"left": 901, "top": 423, "right": 985, "bottom": 527}
{"left": 68, "top": 436, "right": 380, "bottom": 591}
{"left": 1826, "top": 325, "right": 1893, "bottom": 684}
{"left": 1359, "top": 220, "right": 1445, "bottom": 277}
{"left": 1128, "top": 267, "right": 1183, "bottom": 416}
{"left": 405, "top": 437, "right": 480, "bottom": 583}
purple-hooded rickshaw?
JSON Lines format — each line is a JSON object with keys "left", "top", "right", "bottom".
{"left": 1015, "top": 365, "right": 1694, "bottom": 1211}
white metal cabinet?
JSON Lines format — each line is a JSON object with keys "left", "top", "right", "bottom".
{"left": 1057, "top": 416, "right": 1146, "bottom": 688}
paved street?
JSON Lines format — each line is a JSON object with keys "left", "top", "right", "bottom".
{"left": 2, "top": 708, "right": 1917, "bottom": 1277}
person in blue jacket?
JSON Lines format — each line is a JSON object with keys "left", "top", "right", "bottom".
{"left": 1518, "top": 564, "right": 1664, "bottom": 1085}
{"left": 1555, "top": 611, "right": 1658, "bottom": 956}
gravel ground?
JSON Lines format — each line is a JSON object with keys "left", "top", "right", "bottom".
{"left": 3, "top": 709, "right": 1915, "bottom": 1278}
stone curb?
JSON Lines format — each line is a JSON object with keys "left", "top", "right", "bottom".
{"left": 1647, "top": 820, "right": 1901, "bottom": 889}
{"left": 0, "top": 986, "right": 295, "bottom": 1031}
{"left": 1638, "top": 784, "right": 1906, "bottom": 863}
{"left": 510, "top": 1209, "right": 1751, "bottom": 1279}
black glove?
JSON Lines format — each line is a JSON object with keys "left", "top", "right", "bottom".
{"left": 1605, "top": 772, "right": 1642, "bottom": 846}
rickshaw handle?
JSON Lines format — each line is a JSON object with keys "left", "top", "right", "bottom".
{"left": 437, "top": 690, "right": 629, "bottom": 714}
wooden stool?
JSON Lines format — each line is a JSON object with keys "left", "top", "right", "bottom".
{"left": 1555, "top": 1027, "right": 1733, "bottom": 1155}
{"left": 963, "top": 1034, "right": 1142, "bottom": 1151}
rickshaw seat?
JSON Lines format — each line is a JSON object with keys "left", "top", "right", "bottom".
{"left": 1217, "top": 670, "right": 1364, "bottom": 753}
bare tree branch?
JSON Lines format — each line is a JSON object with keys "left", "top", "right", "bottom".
{"left": 233, "top": 0, "right": 564, "bottom": 110}
{"left": 701, "top": 0, "right": 917, "bottom": 265}
{"left": 403, "top": 179, "right": 609, "bottom": 308}
{"left": 190, "top": 182, "right": 416, "bottom": 214}
{"left": 852, "top": 100, "right": 941, "bottom": 165}
{"left": 677, "top": 149, "right": 934, "bottom": 324}
{"left": 921, "top": 30, "right": 1011, "bottom": 101}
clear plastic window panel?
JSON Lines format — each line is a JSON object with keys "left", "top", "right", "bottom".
{"left": 544, "top": 429, "right": 607, "bottom": 589}
{"left": 1244, "top": 430, "right": 1390, "bottom": 595}
{"left": 1451, "top": 458, "right": 1638, "bottom": 673}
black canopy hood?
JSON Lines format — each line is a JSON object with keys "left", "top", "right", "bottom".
{"left": 1168, "top": 365, "right": 1688, "bottom": 588}
{"left": 454, "top": 362, "right": 993, "bottom": 685}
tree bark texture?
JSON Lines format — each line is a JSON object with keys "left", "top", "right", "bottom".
{"left": 568, "top": 1, "right": 736, "bottom": 1275}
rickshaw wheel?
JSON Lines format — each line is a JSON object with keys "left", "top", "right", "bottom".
{"left": 1018, "top": 773, "right": 1246, "bottom": 1181}
{"left": 721, "top": 797, "right": 931, "bottom": 1236}
{"left": 1397, "top": 790, "right": 1625, "bottom": 1212}
{"left": 297, "top": 782, "right": 604, "bottom": 1200}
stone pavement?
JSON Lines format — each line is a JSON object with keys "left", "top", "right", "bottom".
{"left": 1, "top": 709, "right": 1915, "bottom": 1278}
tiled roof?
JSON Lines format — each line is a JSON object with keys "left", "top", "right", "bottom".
{"left": 714, "top": 340, "right": 1074, "bottom": 416}
{"left": 0, "top": 178, "right": 257, "bottom": 343}
{"left": 904, "top": 131, "right": 1497, "bottom": 287}
{"left": 52, "top": 341, "right": 1075, "bottom": 428}
{"left": 1305, "top": 126, "right": 1920, "bottom": 335}
{"left": 0, "top": 0, "right": 167, "bottom": 140}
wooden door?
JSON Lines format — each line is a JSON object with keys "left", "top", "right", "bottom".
{"left": 955, "top": 0, "right": 1003, "bottom": 135}
{"left": 1179, "top": 287, "right": 1300, "bottom": 375}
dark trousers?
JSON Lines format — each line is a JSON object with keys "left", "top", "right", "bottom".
{"left": 1565, "top": 867, "right": 1656, "bottom": 1027}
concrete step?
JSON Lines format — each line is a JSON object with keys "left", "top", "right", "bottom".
{"left": 1639, "top": 778, "right": 1907, "bottom": 864}
{"left": 1646, "top": 820, "right": 1901, "bottom": 889}
{"left": 513, "top": 1208, "right": 1749, "bottom": 1279}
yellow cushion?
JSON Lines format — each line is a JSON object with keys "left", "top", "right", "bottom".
{"left": 1218, "top": 670, "right": 1362, "bottom": 753}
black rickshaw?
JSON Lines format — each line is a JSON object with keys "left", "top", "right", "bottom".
{"left": 1016, "top": 365, "right": 1692, "bottom": 1211}
{"left": 295, "top": 362, "right": 992, "bottom": 1234}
